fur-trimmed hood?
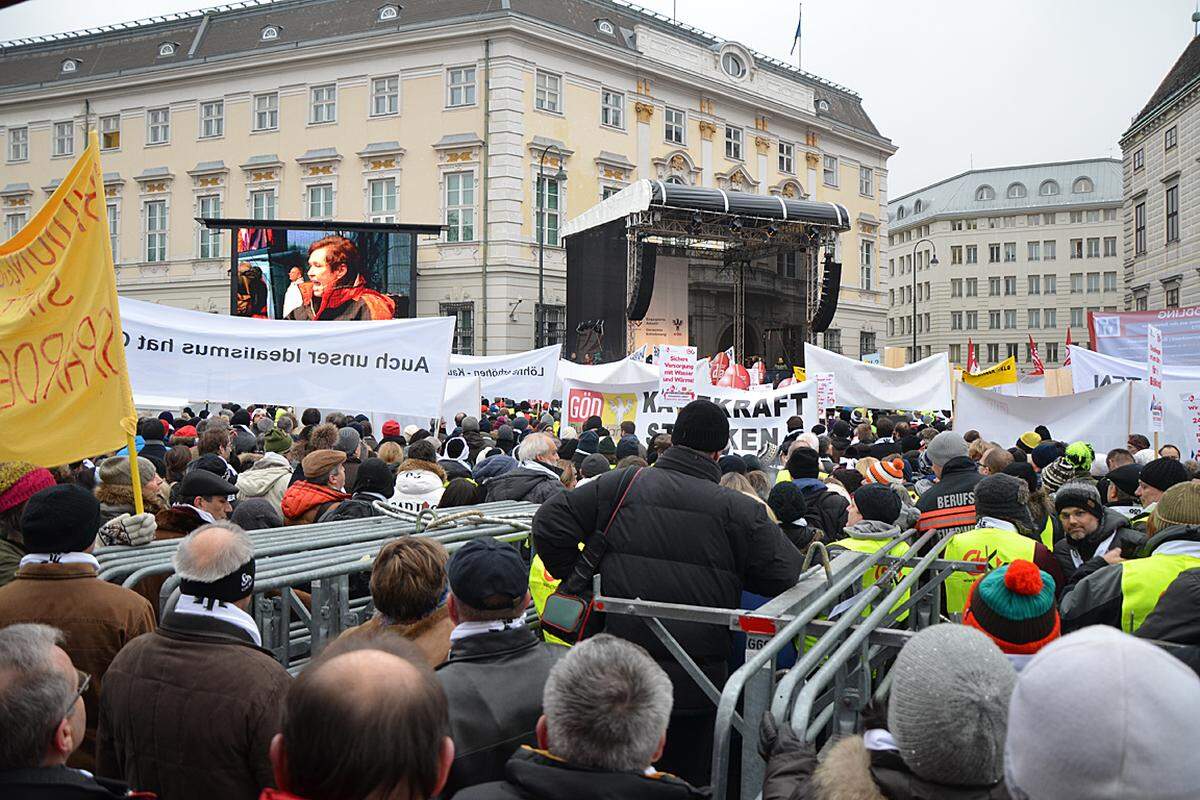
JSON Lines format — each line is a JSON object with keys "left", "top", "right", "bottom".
{"left": 391, "top": 459, "right": 446, "bottom": 510}
{"left": 812, "top": 737, "right": 886, "bottom": 800}
{"left": 95, "top": 482, "right": 165, "bottom": 519}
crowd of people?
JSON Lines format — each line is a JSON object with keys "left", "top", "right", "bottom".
{"left": 1, "top": 396, "right": 1200, "bottom": 799}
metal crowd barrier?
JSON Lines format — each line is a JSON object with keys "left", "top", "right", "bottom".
{"left": 95, "top": 501, "right": 540, "bottom": 670}
{"left": 591, "top": 530, "right": 984, "bottom": 800}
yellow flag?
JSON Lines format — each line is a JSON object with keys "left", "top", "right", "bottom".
{"left": 962, "top": 356, "right": 1018, "bottom": 388}
{"left": 0, "top": 132, "right": 135, "bottom": 464}
{"left": 793, "top": 366, "right": 807, "bottom": 382}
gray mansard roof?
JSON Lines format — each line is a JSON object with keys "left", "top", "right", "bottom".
{"left": 887, "top": 158, "right": 1122, "bottom": 229}
{"left": 0, "top": 0, "right": 881, "bottom": 139}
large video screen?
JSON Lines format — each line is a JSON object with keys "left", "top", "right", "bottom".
{"left": 232, "top": 227, "right": 416, "bottom": 320}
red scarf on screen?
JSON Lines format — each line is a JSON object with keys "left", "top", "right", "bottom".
{"left": 313, "top": 278, "right": 396, "bottom": 320}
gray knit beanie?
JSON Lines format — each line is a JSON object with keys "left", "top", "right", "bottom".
{"left": 1005, "top": 626, "right": 1200, "bottom": 799}
{"left": 888, "top": 624, "right": 1016, "bottom": 786}
{"left": 927, "top": 431, "right": 968, "bottom": 467}
{"left": 335, "top": 426, "right": 361, "bottom": 456}
{"left": 975, "top": 473, "right": 1035, "bottom": 532}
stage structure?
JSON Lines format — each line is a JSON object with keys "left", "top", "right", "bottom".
{"left": 560, "top": 181, "right": 850, "bottom": 364}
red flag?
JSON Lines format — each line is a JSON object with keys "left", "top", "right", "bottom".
{"left": 1028, "top": 334, "right": 1045, "bottom": 376}
{"left": 966, "top": 338, "right": 979, "bottom": 374}
{"left": 1064, "top": 328, "right": 1073, "bottom": 367}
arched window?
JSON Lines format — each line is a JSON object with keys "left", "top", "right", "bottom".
{"left": 664, "top": 175, "right": 686, "bottom": 185}
{"left": 1007, "top": 182, "right": 1027, "bottom": 199}
{"left": 1039, "top": 180, "right": 1059, "bottom": 196}
{"left": 896, "top": 205, "right": 907, "bottom": 219}
{"left": 1072, "top": 176, "right": 1093, "bottom": 194}
{"left": 815, "top": 98, "right": 830, "bottom": 113}
{"left": 261, "top": 26, "right": 280, "bottom": 41}
{"left": 975, "top": 185, "right": 995, "bottom": 201}
{"left": 378, "top": 4, "right": 399, "bottom": 20}
{"left": 722, "top": 52, "right": 746, "bottom": 79}
{"left": 596, "top": 19, "right": 615, "bottom": 35}
{"left": 61, "top": 59, "right": 77, "bottom": 73}
{"left": 158, "top": 42, "right": 176, "bottom": 57}
{"left": 913, "top": 199, "right": 924, "bottom": 213}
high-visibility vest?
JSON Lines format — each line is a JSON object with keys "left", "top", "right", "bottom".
{"left": 528, "top": 554, "right": 570, "bottom": 647}
{"left": 943, "top": 527, "right": 1037, "bottom": 613}
{"left": 1119, "top": 553, "right": 1200, "bottom": 632}
{"left": 1039, "top": 516, "right": 1055, "bottom": 549}
{"left": 831, "top": 536, "right": 911, "bottom": 622}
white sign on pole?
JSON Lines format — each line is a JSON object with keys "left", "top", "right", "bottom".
{"left": 1181, "top": 392, "right": 1200, "bottom": 460}
{"left": 658, "top": 345, "right": 698, "bottom": 404}
{"left": 815, "top": 372, "right": 836, "bottom": 413}
{"left": 1148, "top": 324, "right": 1165, "bottom": 433}
{"left": 119, "top": 296, "right": 454, "bottom": 419}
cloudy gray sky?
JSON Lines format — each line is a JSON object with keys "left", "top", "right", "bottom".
{"left": 1, "top": 0, "right": 1195, "bottom": 195}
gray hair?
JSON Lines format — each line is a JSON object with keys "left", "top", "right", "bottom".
{"left": 543, "top": 634, "right": 673, "bottom": 771}
{"left": 0, "top": 624, "right": 73, "bottom": 770}
{"left": 173, "top": 521, "right": 254, "bottom": 582}
{"left": 517, "top": 432, "right": 558, "bottom": 463}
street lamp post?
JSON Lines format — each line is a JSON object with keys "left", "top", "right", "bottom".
{"left": 536, "top": 143, "right": 567, "bottom": 345}
{"left": 911, "top": 238, "right": 938, "bottom": 361}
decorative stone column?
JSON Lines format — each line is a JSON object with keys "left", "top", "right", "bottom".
{"left": 635, "top": 101, "right": 654, "bottom": 178}
{"left": 698, "top": 120, "right": 717, "bottom": 187}
{"left": 755, "top": 136, "right": 771, "bottom": 195}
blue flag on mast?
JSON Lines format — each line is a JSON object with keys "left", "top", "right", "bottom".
{"left": 789, "top": 4, "right": 802, "bottom": 54}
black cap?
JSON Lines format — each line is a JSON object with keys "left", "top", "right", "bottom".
{"left": 178, "top": 470, "right": 237, "bottom": 500}
{"left": 447, "top": 537, "right": 529, "bottom": 610}
{"left": 671, "top": 399, "right": 730, "bottom": 453}
{"left": 21, "top": 485, "right": 101, "bottom": 554}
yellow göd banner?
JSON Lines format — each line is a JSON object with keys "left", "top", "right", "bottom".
{"left": 962, "top": 356, "right": 1018, "bottom": 388}
{"left": 0, "top": 132, "right": 136, "bottom": 464}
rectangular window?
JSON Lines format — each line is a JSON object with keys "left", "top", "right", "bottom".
{"left": 859, "top": 240, "right": 873, "bottom": 290}
{"left": 1103, "top": 236, "right": 1117, "bottom": 257}
{"left": 1105, "top": 208, "right": 1117, "bottom": 221}
{"left": 106, "top": 202, "right": 118, "bottom": 260}
{"left": 1004, "top": 276, "right": 1017, "bottom": 295}
{"left": 537, "top": 176, "right": 561, "bottom": 247}
{"left": 778, "top": 252, "right": 798, "bottom": 278}
{"left": 1166, "top": 184, "right": 1179, "bottom": 243}
{"left": 306, "top": 184, "right": 334, "bottom": 219}
{"left": 859, "top": 165, "right": 873, "bottom": 196}
{"left": 1087, "top": 272, "right": 1100, "bottom": 293}
{"left": 860, "top": 331, "right": 876, "bottom": 358}
{"left": 1004, "top": 242, "right": 1016, "bottom": 262}
{"left": 440, "top": 302, "right": 475, "bottom": 355}
{"left": 445, "top": 171, "right": 475, "bottom": 242}
{"left": 1028, "top": 241, "right": 1041, "bottom": 261}
{"left": 1087, "top": 209, "right": 1100, "bottom": 223}
{"left": 966, "top": 218, "right": 978, "bottom": 229}
{"left": 53, "top": 121, "right": 74, "bottom": 156}
{"left": 4, "top": 212, "right": 27, "bottom": 240}
{"left": 1027, "top": 214, "right": 1041, "bottom": 226}
{"left": 988, "top": 243, "right": 1001, "bottom": 263}
{"left": 1003, "top": 215, "right": 1016, "bottom": 228}
{"left": 823, "top": 154, "right": 838, "bottom": 187}
{"left": 144, "top": 200, "right": 167, "bottom": 262}
{"left": 146, "top": 108, "right": 169, "bottom": 145}
{"left": 950, "top": 343, "right": 962, "bottom": 364}
{"left": 1007, "top": 343, "right": 1020, "bottom": 360}
{"left": 1070, "top": 238, "right": 1083, "bottom": 259}
{"left": 368, "top": 178, "right": 397, "bottom": 222}
{"left": 951, "top": 311, "right": 963, "bottom": 330}
{"left": 1070, "top": 272, "right": 1084, "bottom": 293}
{"left": 1028, "top": 275, "right": 1041, "bottom": 294}
{"left": 1166, "top": 284, "right": 1181, "bottom": 308}
{"left": 987, "top": 343, "right": 999, "bottom": 363}
{"left": 1086, "top": 237, "right": 1100, "bottom": 258}
{"left": 778, "top": 140, "right": 794, "bottom": 174}
{"left": 1104, "top": 271, "right": 1117, "bottom": 292}
{"left": 1044, "top": 308, "right": 1056, "bottom": 328}
{"left": 1043, "top": 240, "right": 1056, "bottom": 260}
{"left": 951, "top": 278, "right": 963, "bottom": 297}
{"left": 1135, "top": 202, "right": 1146, "bottom": 255}
{"left": 250, "top": 189, "right": 276, "bottom": 220}
{"left": 966, "top": 277, "right": 978, "bottom": 297}
{"left": 200, "top": 101, "right": 224, "bottom": 138}
{"left": 950, "top": 245, "right": 962, "bottom": 265}
{"left": 1135, "top": 292, "right": 1148, "bottom": 311}
{"left": 1045, "top": 342, "right": 1058, "bottom": 363}
{"left": 1028, "top": 308, "right": 1041, "bottom": 329}
{"left": 989, "top": 277, "right": 1001, "bottom": 296}
{"left": 822, "top": 329, "right": 842, "bottom": 354}
{"left": 1044, "top": 274, "right": 1057, "bottom": 294}
{"left": 197, "top": 194, "right": 221, "bottom": 258}
{"left": 447, "top": 67, "right": 476, "bottom": 107}
{"left": 1070, "top": 307, "right": 1085, "bottom": 327}
{"left": 988, "top": 217, "right": 999, "bottom": 229}
{"left": 536, "top": 304, "right": 567, "bottom": 348}
{"left": 1165, "top": 125, "right": 1178, "bottom": 150}
{"left": 725, "top": 126, "right": 743, "bottom": 160}
{"left": 1133, "top": 148, "right": 1144, "bottom": 171}
{"left": 371, "top": 75, "right": 400, "bottom": 116}
{"left": 951, "top": 220, "right": 963, "bottom": 231}
{"left": 1043, "top": 213, "right": 1056, "bottom": 225}
{"left": 966, "top": 310, "right": 978, "bottom": 329}
{"left": 253, "top": 93, "right": 278, "bottom": 131}
{"left": 601, "top": 88, "right": 624, "bottom": 128}
{"left": 664, "top": 106, "right": 685, "bottom": 144}
{"left": 1070, "top": 210, "right": 1083, "bottom": 224}
{"left": 535, "top": 71, "right": 561, "bottom": 113}
{"left": 310, "top": 84, "right": 336, "bottom": 124}
{"left": 100, "top": 115, "right": 120, "bottom": 150}
{"left": 7, "top": 126, "right": 28, "bottom": 162}
{"left": 965, "top": 245, "right": 978, "bottom": 264}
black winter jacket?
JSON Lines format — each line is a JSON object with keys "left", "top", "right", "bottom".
{"left": 455, "top": 747, "right": 707, "bottom": 800}
{"left": 484, "top": 467, "right": 565, "bottom": 504}
{"left": 317, "top": 491, "right": 387, "bottom": 523}
{"left": 1052, "top": 508, "right": 1145, "bottom": 585}
{"left": 436, "top": 627, "right": 565, "bottom": 798}
{"left": 793, "top": 481, "right": 849, "bottom": 542}
{"left": 0, "top": 767, "right": 140, "bottom": 799}
{"left": 914, "top": 457, "right": 981, "bottom": 536}
{"left": 532, "top": 446, "right": 803, "bottom": 708}
{"left": 1137, "top": 567, "right": 1200, "bottom": 675}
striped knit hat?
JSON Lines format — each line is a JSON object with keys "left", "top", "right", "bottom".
{"left": 0, "top": 462, "right": 57, "bottom": 513}
{"left": 963, "top": 560, "right": 1060, "bottom": 655}
{"left": 865, "top": 456, "right": 906, "bottom": 487}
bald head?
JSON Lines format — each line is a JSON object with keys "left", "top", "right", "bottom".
{"left": 173, "top": 522, "right": 253, "bottom": 582}
{"left": 273, "top": 637, "right": 452, "bottom": 800}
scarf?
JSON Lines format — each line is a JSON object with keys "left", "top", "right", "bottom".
{"left": 449, "top": 615, "right": 526, "bottom": 643}
{"left": 314, "top": 279, "right": 396, "bottom": 319}
{"left": 523, "top": 459, "right": 563, "bottom": 479}
{"left": 977, "top": 516, "right": 1018, "bottom": 533}
{"left": 172, "top": 503, "right": 216, "bottom": 524}
{"left": 172, "top": 593, "right": 262, "bottom": 646}
{"left": 19, "top": 552, "right": 101, "bottom": 570}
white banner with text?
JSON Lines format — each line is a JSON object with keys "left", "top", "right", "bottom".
{"left": 803, "top": 344, "right": 953, "bottom": 410}
{"left": 449, "top": 344, "right": 560, "bottom": 401}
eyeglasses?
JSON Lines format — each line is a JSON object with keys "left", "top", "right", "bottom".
{"left": 64, "top": 669, "right": 90, "bottom": 718}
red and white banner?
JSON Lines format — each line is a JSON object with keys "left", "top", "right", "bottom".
{"left": 1028, "top": 335, "right": 1045, "bottom": 376}
{"left": 1148, "top": 324, "right": 1165, "bottom": 433}
{"left": 1090, "top": 306, "right": 1200, "bottom": 366}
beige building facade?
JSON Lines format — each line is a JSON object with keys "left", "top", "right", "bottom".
{"left": 0, "top": 0, "right": 894, "bottom": 357}
{"left": 884, "top": 159, "right": 1122, "bottom": 371}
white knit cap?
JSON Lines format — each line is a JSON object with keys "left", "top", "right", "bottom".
{"left": 1005, "top": 626, "right": 1200, "bottom": 799}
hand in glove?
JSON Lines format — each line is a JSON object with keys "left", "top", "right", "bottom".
{"left": 99, "top": 513, "right": 158, "bottom": 547}
{"left": 758, "top": 709, "right": 807, "bottom": 760}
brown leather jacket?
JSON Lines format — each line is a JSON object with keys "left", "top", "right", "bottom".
{"left": 0, "top": 561, "right": 156, "bottom": 772}
{"left": 336, "top": 605, "right": 454, "bottom": 667}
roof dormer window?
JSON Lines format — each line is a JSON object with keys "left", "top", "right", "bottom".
{"left": 378, "top": 4, "right": 399, "bottom": 21}
{"left": 815, "top": 98, "right": 830, "bottom": 113}
{"left": 158, "top": 42, "right": 176, "bottom": 57}
{"left": 261, "top": 25, "right": 280, "bottom": 42}
{"left": 596, "top": 18, "right": 615, "bottom": 35}
{"left": 61, "top": 59, "right": 78, "bottom": 73}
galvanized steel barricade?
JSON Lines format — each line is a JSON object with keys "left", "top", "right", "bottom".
{"left": 94, "top": 501, "right": 539, "bottom": 670}
{"left": 591, "top": 529, "right": 985, "bottom": 800}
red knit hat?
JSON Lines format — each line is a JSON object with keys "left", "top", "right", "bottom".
{"left": 963, "top": 560, "right": 1061, "bottom": 655}
{"left": 865, "top": 456, "right": 906, "bottom": 487}
{"left": 0, "top": 462, "right": 57, "bottom": 513}
{"left": 381, "top": 419, "right": 401, "bottom": 437}
{"left": 174, "top": 425, "right": 198, "bottom": 438}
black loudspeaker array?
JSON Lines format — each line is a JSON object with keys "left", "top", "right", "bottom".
{"left": 809, "top": 253, "right": 842, "bottom": 333}
{"left": 626, "top": 240, "right": 657, "bottom": 321}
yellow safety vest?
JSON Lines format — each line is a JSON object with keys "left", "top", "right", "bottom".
{"left": 942, "top": 527, "right": 1037, "bottom": 614}
{"left": 528, "top": 554, "right": 570, "bottom": 647}
{"left": 831, "top": 536, "right": 911, "bottom": 622}
{"left": 1039, "top": 516, "right": 1055, "bottom": 549}
{"left": 1119, "top": 553, "right": 1200, "bottom": 632}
